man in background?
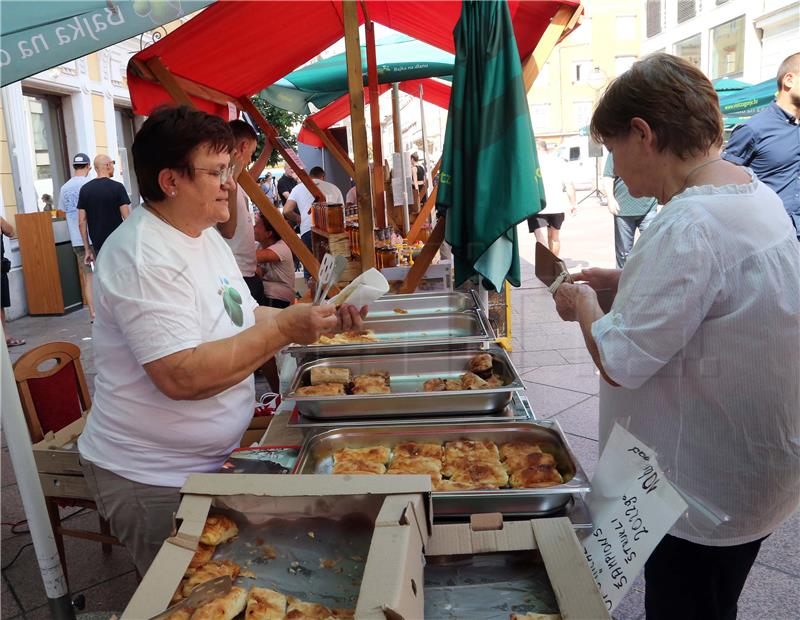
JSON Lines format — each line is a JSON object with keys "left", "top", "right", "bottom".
{"left": 277, "top": 164, "right": 298, "bottom": 208}
{"left": 78, "top": 154, "right": 130, "bottom": 263}
{"left": 410, "top": 152, "right": 427, "bottom": 208}
{"left": 723, "top": 52, "right": 800, "bottom": 240}
{"left": 284, "top": 166, "right": 344, "bottom": 280}
{"left": 528, "top": 144, "right": 576, "bottom": 257}
{"left": 60, "top": 152, "right": 94, "bottom": 318}
{"left": 602, "top": 152, "right": 658, "bottom": 268}
{"left": 218, "top": 119, "right": 266, "bottom": 305}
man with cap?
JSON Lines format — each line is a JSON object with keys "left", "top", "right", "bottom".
{"left": 59, "top": 153, "right": 94, "bottom": 318}
{"left": 78, "top": 154, "right": 130, "bottom": 263}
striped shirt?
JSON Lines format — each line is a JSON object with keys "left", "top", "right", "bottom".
{"left": 592, "top": 171, "right": 800, "bottom": 546}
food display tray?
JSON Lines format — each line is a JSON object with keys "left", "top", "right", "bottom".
{"left": 289, "top": 310, "right": 494, "bottom": 359}
{"left": 363, "top": 290, "right": 481, "bottom": 318}
{"left": 294, "top": 420, "right": 591, "bottom": 517}
{"left": 287, "top": 390, "right": 536, "bottom": 429}
{"left": 285, "top": 346, "right": 523, "bottom": 419}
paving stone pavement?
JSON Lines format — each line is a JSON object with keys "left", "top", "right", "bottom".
{"left": 1, "top": 195, "right": 797, "bottom": 619}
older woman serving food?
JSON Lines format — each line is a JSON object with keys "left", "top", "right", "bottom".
{"left": 78, "top": 105, "right": 365, "bottom": 573}
{"left": 553, "top": 54, "right": 799, "bottom": 619}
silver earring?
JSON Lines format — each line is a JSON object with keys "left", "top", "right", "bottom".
{"left": 171, "top": 192, "right": 176, "bottom": 196}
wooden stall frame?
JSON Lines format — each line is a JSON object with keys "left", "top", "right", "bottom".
{"left": 406, "top": 158, "right": 441, "bottom": 244}
{"left": 303, "top": 118, "right": 356, "bottom": 179}
{"left": 363, "top": 1, "right": 387, "bottom": 229}
{"left": 400, "top": 3, "right": 582, "bottom": 298}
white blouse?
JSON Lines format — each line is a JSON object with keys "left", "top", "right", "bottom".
{"left": 592, "top": 171, "right": 800, "bottom": 546}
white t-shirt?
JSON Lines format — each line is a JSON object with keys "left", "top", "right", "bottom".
{"left": 78, "top": 206, "right": 258, "bottom": 487}
{"left": 260, "top": 239, "right": 295, "bottom": 302}
{"left": 592, "top": 172, "right": 800, "bottom": 546}
{"left": 223, "top": 187, "right": 257, "bottom": 277}
{"left": 538, "top": 154, "right": 568, "bottom": 215}
{"left": 59, "top": 175, "right": 91, "bottom": 246}
{"left": 287, "top": 179, "right": 344, "bottom": 236}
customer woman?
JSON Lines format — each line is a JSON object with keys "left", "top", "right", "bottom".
{"left": 254, "top": 211, "right": 296, "bottom": 309}
{"left": 78, "top": 105, "right": 366, "bottom": 574}
{"left": 553, "top": 53, "right": 799, "bottom": 619}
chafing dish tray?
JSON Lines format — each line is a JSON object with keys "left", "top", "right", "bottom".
{"left": 287, "top": 390, "right": 536, "bottom": 428}
{"left": 285, "top": 346, "right": 523, "bottom": 419}
{"left": 294, "top": 420, "right": 590, "bottom": 516}
{"left": 289, "top": 310, "right": 494, "bottom": 358}
{"left": 364, "top": 290, "right": 480, "bottom": 318}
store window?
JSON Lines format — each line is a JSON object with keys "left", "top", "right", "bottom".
{"left": 616, "top": 15, "right": 637, "bottom": 39}
{"left": 115, "top": 107, "right": 141, "bottom": 208}
{"left": 530, "top": 103, "right": 551, "bottom": 133}
{"left": 22, "top": 93, "right": 69, "bottom": 211}
{"left": 674, "top": 34, "right": 702, "bottom": 68}
{"left": 646, "top": 0, "right": 663, "bottom": 37}
{"left": 615, "top": 56, "right": 637, "bottom": 76}
{"left": 711, "top": 16, "right": 745, "bottom": 78}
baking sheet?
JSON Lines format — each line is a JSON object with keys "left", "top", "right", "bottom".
{"left": 294, "top": 420, "right": 591, "bottom": 516}
{"left": 289, "top": 311, "right": 494, "bottom": 358}
{"left": 364, "top": 290, "right": 480, "bottom": 318}
{"left": 424, "top": 550, "right": 560, "bottom": 619}
{"left": 204, "top": 497, "right": 381, "bottom": 612}
{"left": 286, "top": 346, "right": 524, "bottom": 419}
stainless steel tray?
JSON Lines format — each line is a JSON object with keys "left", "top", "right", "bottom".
{"left": 287, "top": 390, "right": 536, "bottom": 428}
{"left": 289, "top": 310, "right": 494, "bottom": 358}
{"left": 285, "top": 346, "right": 523, "bottom": 419}
{"left": 294, "top": 420, "right": 591, "bottom": 516}
{"left": 363, "top": 290, "right": 480, "bottom": 318}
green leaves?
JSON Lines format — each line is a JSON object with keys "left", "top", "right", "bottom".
{"left": 222, "top": 286, "right": 244, "bottom": 327}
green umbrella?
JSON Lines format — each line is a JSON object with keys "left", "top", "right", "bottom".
{"left": 437, "top": 0, "right": 543, "bottom": 291}
{"left": 260, "top": 34, "right": 454, "bottom": 115}
{"left": 719, "top": 78, "right": 776, "bottom": 118}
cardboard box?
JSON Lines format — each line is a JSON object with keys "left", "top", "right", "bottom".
{"left": 122, "top": 474, "right": 433, "bottom": 619}
{"left": 32, "top": 415, "right": 91, "bottom": 500}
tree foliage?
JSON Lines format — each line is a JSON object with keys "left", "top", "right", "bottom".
{"left": 250, "top": 96, "right": 306, "bottom": 168}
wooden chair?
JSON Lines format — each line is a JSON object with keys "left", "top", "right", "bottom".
{"left": 13, "top": 341, "right": 121, "bottom": 585}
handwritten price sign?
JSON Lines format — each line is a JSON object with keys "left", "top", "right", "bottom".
{"left": 582, "top": 424, "right": 688, "bottom": 611}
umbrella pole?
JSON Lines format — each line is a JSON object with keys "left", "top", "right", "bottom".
{"left": 363, "top": 9, "right": 387, "bottom": 229}
{"left": 0, "top": 330, "right": 75, "bottom": 620}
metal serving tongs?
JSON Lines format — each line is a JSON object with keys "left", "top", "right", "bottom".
{"left": 313, "top": 254, "right": 348, "bottom": 305}
{"left": 150, "top": 575, "right": 232, "bottom": 619}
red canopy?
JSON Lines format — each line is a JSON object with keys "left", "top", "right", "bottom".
{"left": 128, "top": 0, "right": 580, "bottom": 117}
{"left": 297, "top": 78, "right": 452, "bottom": 147}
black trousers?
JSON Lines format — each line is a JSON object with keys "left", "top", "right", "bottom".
{"left": 645, "top": 534, "right": 765, "bottom": 620}
{"left": 243, "top": 274, "right": 268, "bottom": 306}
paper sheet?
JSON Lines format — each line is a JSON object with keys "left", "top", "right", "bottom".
{"left": 330, "top": 268, "right": 389, "bottom": 308}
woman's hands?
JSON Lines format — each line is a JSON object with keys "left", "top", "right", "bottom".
{"left": 574, "top": 268, "right": 622, "bottom": 293}
{"left": 274, "top": 303, "right": 368, "bottom": 345}
{"left": 554, "top": 283, "right": 596, "bottom": 322}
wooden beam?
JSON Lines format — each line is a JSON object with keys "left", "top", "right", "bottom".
{"left": 238, "top": 172, "right": 320, "bottom": 281}
{"left": 144, "top": 57, "right": 193, "bottom": 106}
{"left": 249, "top": 146, "right": 273, "bottom": 181}
{"left": 405, "top": 158, "right": 441, "bottom": 243}
{"left": 304, "top": 119, "right": 356, "bottom": 179}
{"left": 343, "top": 0, "right": 376, "bottom": 271}
{"left": 323, "top": 128, "right": 357, "bottom": 174}
{"left": 238, "top": 97, "right": 326, "bottom": 202}
{"left": 522, "top": 6, "right": 579, "bottom": 92}
{"left": 134, "top": 57, "right": 235, "bottom": 108}
{"left": 398, "top": 216, "right": 445, "bottom": 294}
{"left": 364, "top": 17, "right": 386, "bottom": 228}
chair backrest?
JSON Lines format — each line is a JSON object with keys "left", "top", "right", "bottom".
{"left": 13, "top": 342, "right": 91, "bottom": 444}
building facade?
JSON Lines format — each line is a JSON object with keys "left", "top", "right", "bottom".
{"left": 527, "top": 0, "right": 645, "bottom": 141}
{"left": 640, "top": 0, "right": 799, "bottom": 84}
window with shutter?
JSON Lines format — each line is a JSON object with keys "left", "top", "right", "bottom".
{"left": 646, "top": 0, "right": 663, "bottom": 37}
{"left": 677, "top": 0, "right": 697, "bottom": 24}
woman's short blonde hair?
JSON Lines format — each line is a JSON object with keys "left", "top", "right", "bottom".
{"left": 590, "top": 53, "right": 723, "bottom": 160}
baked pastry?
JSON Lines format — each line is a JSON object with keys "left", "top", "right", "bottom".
{"left": 199, "top": 515, "right": 238, "bottom": 546}
{"left": 460, "top": 371, "right": 489, "bottom": 390}
{"left": 503, "top": 451, "right": 556, "bottom": 473}
{"left": 188, "top": 543, "right": 215, "bottom": 570}
{"left": 245, "top": 586, "right": 286, "bottom": 620}
{"left": 444, "top": 439, "right": 500, "bottom": 463}
{"left": 296, "top": 383, "right": 345, "bottom": 396}
{"left": 388, "top": 456, "right": 443, "bottom": 478}
{"left": 316, "top": 330, "right": 379, "bottom": 345}
{"left": 422, "top": 378, "right": 446, "bottom": 392}
{"left": 351, "top": 383, "right": 391, "bottom": 394}
{"left": 510, "top": 464, "right": 564, "bottom": 488}
{"left": 433, "top": 479, "right": 483, "bottom": 492}
{"left": 499, "top": 442, "right": 542, "bottom": 461}
{"left": 285, "top": 596, "right": 333, "bottom": 620}
{"left": 448, "top": 459, "right": 509, "bottom": 488}
{"left": 331, "top": 609, "right": 356, "bottom": 618}
{"left": 468, "top": 352, "right": 494, "bottom": 379}
{"left": 486, "top": 373, "right": 504, "bottom": 388}
{"left": 191, "top": 586, "right": 247, "bottom": 620}
{"left": 393, "top": 442, "right": 444, "bottom": 461}
{"left": 164, "top": 608, "right": 192, "bottom": 620}
{"left": 444, "top": 379, "right": 463, "bottom": 391}
{"left": 332, "top": 459, "right": 386, "bottom": 474}
{"left": 182, "top": 560, "right": 241, "bottom": 597}
{"left": 334, "top": 446, "right": 390, "bottom": 464}
{"left": 310, "top": 367, "right": 351, "bottom": 386}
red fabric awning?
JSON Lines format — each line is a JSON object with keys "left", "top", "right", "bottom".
{"left": 128, "top": 0, "right": 580, "bottom": 116}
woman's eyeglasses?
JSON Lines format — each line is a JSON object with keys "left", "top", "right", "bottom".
{"left": 187, "top": 164, "right": 236, "bottom": 185}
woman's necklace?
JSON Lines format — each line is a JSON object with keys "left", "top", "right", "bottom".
{"left": 145, "top": 203, "right": 175, "bottom": 229}
{"left": 671, "top": 157, "right": 723, "bottom": 201}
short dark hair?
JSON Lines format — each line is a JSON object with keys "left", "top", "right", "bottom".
{"left": 776, "top": 52, "right": 800, "bottom": 91}
{"left": 229, "top": 119, "right": 257, "bottom": 143}
{"left": 309, "top": 166, "right": 325, "bottom": 178}
{"left": 590, "top": 53, "right": 723, "bottom": 160}
{"left": 257, "top": 211, "right": 276, "bottom": 236}
{"left": 132, "top": 105, "right": 234, "bottom": 202}
{"left": 410, "top": 152, "right": 419, "bottom": 162}
{"left": 73, "top": 164, "right": 89, "bottom": 171}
